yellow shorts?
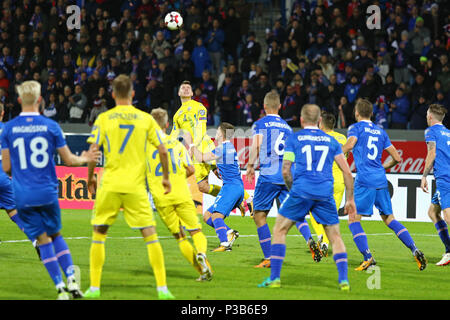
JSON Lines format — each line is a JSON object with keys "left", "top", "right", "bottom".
{"left": 194, "top": 162, "right": 213, "bottom": 184}
{"left": 334, "top": 182, "right": 345, "bottom": 211}
{"left": 91, "top": 188, "right": 155, "bottom": 229}
{"left": 157, "top": 200, "right": 201, "bottom": 234}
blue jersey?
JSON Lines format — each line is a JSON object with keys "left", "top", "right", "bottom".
{"left": 212, "top": 141, "right": 243, "bottom": 186}
{"left": 284, "top": 127, "right": 342, "bottom": 200}
{"left": 0, "top": 122, "right": 12, "bottom": 184}
{"left": 0, "top": 113, "right": 66, "bottom": 208}
{"left": 347, "top": 121, "right": 392, "bottom": 189}
{"left": 252, "top": 114, "right": 292, "bottom": 184}
{"left": 425, "top": 124, "right": 450, "bottom": 186}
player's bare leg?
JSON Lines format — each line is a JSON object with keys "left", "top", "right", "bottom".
{"left": 429, "top": 205, "right": 450, "bottom": 266}
{"left": 324, "top": 224, "right": 350, "bottom": 290}
{"left": 253, "top": 210, "right": 271, "bottom": 268}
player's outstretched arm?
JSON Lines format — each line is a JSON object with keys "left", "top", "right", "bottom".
{"left": 190, "top": 145, "right": 218, "bottom": 163}
{"left": 342, "top": 136, "right": 357, "bottom": 154}
{"left": 158, "top": 143, "right": 171, "bottom": 194}
{"left": 421, "top": 141, "right": 436, "bottom": 193}
{"left": 383, "top": 145, "right": 402, "bottom": 170}
{"left": 335, "top": 153, "right": 356, "bottom": 218}
{"left": 282, "top": 160, "right": 293, "bottom": 191}
{"left": 1, "top": 149, "right": 11, "bottom": 175}
{"left": 246, "top": 134, "right": 263, "bottom": 184}
{"left": 185, "top": 164, "right": 195, "bottom": 178}
{"left": 57, "top": 144, "right": 102, "bottom": 167}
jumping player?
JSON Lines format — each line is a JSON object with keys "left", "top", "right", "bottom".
{"left": 191, "top": 123, "right": 243, "bottom": 252}
{"left": 421, "top": 104, "right": 450, "bottom": 266}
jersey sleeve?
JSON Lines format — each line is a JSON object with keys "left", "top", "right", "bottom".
{"left": 53, "top": 123, "right": 67, "bottom": 149}
{"left": 87, "top": 116, "right": 104, "bottom": 146}
{"left": 424, "top": 128, "right": 436, "bottom": 143}
{"left": 383, "top": 130, "right": 393, "bottom": 150}
{"left": 0, "top": 125, "right": 10, "bottom": 150}
{"left": 347, "top": 123, "right": 358, "bottom": 139}
{"left": 179, "top": 142, "right": 192, "bottom": 168}
{"left": 283, "top": 134, "right": 296, "bottom": 162}
{"left": 147, "top": 116, "right": 164, "bottom": 148}
{"left": 251, "top": 120, "right": 263, "bottom": 137}
{"left": 212, "top": 145, "right": 223, "bottom": 162}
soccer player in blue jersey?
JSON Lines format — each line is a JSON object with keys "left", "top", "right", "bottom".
{"left": 191, "top": 122, "right": 244, "bottom": 252}
{"left": 421, "top": 104, "right": 450, "bottom": 266}
{"left": 0, "top": 103, "right": 40, "bottom": 257}
{"left": 257, "top": 104, "right": 355, "bottom": 290}
{"left": 342, "top": 98, "right": 427, "bottom": 271}
{"left": 0, "top": 81, "right": 101, "bottom": 300}
{"left": 247, "top": 91, "right": 320, "bottom": 268}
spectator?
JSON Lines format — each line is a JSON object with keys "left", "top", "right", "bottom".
{"left": 217, "top": 74, "right": 238, "bottom": 125}
{"left": 409, "top": 94, "right": 429, "bottom": 130}
{"left": 280, "top": 84, "right": 302, "bottom": 127}
{"left": 344, "top": 74, "right": 361, "bottom": 105}
{"left": 193, "top": 87, "right": 212, "bottom": 123}
{"left": 373, "top": 96, "right": 390, "bottom": 129}
{"left": 240, "top": 31, "right": 261, "bottom": 75}
{"left": 205, "top": 19, "right": 225, "bottom": 77}
{"left": 192, "top": 37, "right": 211, "bottom": 81}
{"left": 177, "top": 50, "right": 195, "bottom": 84}
{"left": 43, "top": 92, "right": 58, "bottom": 121}
{"left": 390, "top": 87, "right": 410, "bottom": 129}
{"left": 68, "top": 85, "right": 88, "bottom": 123}
{"left": 89, "top": 97, "right": 108, "bottom": 126}
{"left": 223, "top": 7, "right": 241, "bottom": 66}
{"left": 236, "top": 93, "right": 257, "bottom": 126}
{"left": 337, "top": 96, "right": 354, "bottom": 128}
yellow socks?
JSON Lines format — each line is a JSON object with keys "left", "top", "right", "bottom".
{"left": 208, "top": 184, "right": 221, "bottom": 197}
{"left": 310, "top": 214, "right": 329, "bottom": 244}
{"left": 191, "top": 231, "right": 207, "bottom": 254}
{"left": 89, "top": 232, "right": 107, "bottom": 289}
{"left": 144, "top": 234, "right": 167, "bottom": 288}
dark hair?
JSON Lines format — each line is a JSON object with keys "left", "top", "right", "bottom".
{"left": 321, "top": 112, "right": 336, "bottom": 130}
{"left": 219, "top": 122, "right": 235, "bottom": 140}
{"left": 355, "top": 98, "right": 373, "bottom": 118}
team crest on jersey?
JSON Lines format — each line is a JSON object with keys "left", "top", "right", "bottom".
{"left": 199, "top": 110, "right": 206, "bottom": 116}
{"left": 26, "top": 117, "right": 33, "bottom": 122}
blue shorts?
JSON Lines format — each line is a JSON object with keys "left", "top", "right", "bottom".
{"left": 354, "top": 185, "right": 393, "bottom": 216}
{"left": 279, "top": 193, "right": 339, "bottom": 226}
{"left": 432, "top": 186, "right": 450, "bottom": 210}
{"left": 18, "top": 201, "right": 62, "bottom": 239}
{"left": 208, "top": 183, "right": 244, "bottom": 217}
{"left": 253, "top": 181, "right": 289, "bottom": 211}
{"left": 0, "top": 178, "right": 15, "bottom": 210}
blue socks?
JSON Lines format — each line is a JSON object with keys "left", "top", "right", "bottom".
{"left": 333, "top": 252, "right": 348, "bottom": 284}
{"left": 435, "top": 221, "right": 450, "bottom": 253}
{"left": 257, "top": 224, "right": 271, "bottom": 259}
{"left": 387, "top": 220, "right": 417, "bottom": 253}
{"left": 270, "top": 243, "right": 286, "bottom": 281}
{"left": 296, "top": 219, "right": 312, "bottom": 242}
{"left": 212, "top": 217, "right": 229, "bottom": 243}
{"left": 349, "top": 222, "right": 372, "bottom": 260}
{"left": 40, "top": 242, "right": 64, "bottom": 287}
{"left": 207, "top": 216, "right": 230, "bottom": 231}
{"left": 52, "top": 235, "right": 75, "bottom": 278}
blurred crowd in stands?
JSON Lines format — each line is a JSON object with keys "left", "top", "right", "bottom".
{"left": 0, "top": 0, "right": 448, "bottom": 128}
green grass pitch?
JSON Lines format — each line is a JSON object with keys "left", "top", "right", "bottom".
{"left": 0, "top": 209, "right": 449, "bottom": 300}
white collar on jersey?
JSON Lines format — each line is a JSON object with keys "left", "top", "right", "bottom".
{"left": 360, "top": 120, "right": 372, "bottom": 123}
{"left": 266, "top": 113, "right": 280, "bottom": 117}
{"left": 20, "top": 112, "right": 40, "bottom": 116}
{"left": 304, "top": 126, "right": 319, "bottom": 129}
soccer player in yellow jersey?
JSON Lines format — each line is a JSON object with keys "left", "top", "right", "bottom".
{"left": 148, "top": 108, "right": 213, "bottom": 282}
{"left": 312, "top": 112, "right": 347, "bottom": 256}
{"left": 172, "top": 81, "right": 252, "bottom": 216}
{"left": 84, "top": 75, "right": 174, "bottom": 300}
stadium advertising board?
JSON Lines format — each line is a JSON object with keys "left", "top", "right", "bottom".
{"left": 203, "top": 172, "right": 437, "bottom": 223}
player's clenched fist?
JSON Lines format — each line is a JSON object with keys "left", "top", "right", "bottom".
{"left": 163, "top": 177, "right": 171, "bottom": 194}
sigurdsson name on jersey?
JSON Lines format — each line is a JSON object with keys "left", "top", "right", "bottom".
{"left": 364, "top": 127, "right": 381, "bottom": 135}
{"left": 263, "top": 121, "right": 291, "bottom": 130}
{"left": 12, "top": 125, "right": 48, "bottom": 133}
{"left": 297, "top": 135, "right": 331, "bottom": 142}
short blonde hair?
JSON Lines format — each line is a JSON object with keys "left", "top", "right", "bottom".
{"left": 112, "top": 74, "right": 133, "bottom": 99}
{"left": 428, "top": 104, "right": 447, "bottom": 122}
{"left": 16, "top": 80, "right": 41, "bottom": 106}
{"left": 301, "top": 104, "right": 321, "bottom": 124}
{"left": 151, "top": 108, "right": 168, "bottom": 129}
{"left": 263, "top": 90, "right": 280, "bottom": 111}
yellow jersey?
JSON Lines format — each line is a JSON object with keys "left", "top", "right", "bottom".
{"left": 326, "top": 130, "right": 347, "bottom": 186}
{"left": 147, "top": 132, "right": 193, "bottom": 207}
{"left": 87, "top": 105, "right": 163, "bottom": 193}
{"left": 171, "top": 99, "right": 215, "bottom": 154}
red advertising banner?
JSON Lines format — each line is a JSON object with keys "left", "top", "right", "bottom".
{"left": 56, "top": 166, "right": 103, "bottom": 210}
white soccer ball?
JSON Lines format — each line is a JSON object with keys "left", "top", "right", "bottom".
{"left": 164, "top": 11, "right": 183, "bottom": 30}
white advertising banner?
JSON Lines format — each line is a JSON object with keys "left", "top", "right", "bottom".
{"left": 202, "top": 172, "right": 438, "bottom": 223}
